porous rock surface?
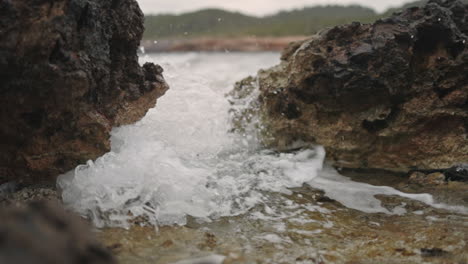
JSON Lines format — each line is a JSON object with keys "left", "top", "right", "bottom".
{"left": 0, "top": 0, "right": 168, "bottom": 183}
{"left": 230, "top": 0, "right": 468, "bottom": 172}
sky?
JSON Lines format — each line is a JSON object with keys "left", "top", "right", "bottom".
{"left": 137, "top": 0, "right": 415, "bottom": 16}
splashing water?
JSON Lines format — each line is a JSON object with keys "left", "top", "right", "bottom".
{"left": 58, "top": 52, "right": 467, "bottom": 228}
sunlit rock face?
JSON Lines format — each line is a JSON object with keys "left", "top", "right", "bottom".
{"left": 0, "top": 0, "right": 169, "bottom": 183}
{"left": 230, "top": 0, "right": 468, "bottom": 173}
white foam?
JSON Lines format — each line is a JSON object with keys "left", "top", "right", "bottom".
{"left": 58, "top": 52, "right": 467, "bottom": 228}
{"left": 170, "top": 255, "right": 226, "bottom": 264}
{"left": 305, "top": 166, "right": 468, "bottom": 215}
{"left": 256, "top": 234, "right": 290, "bottom": 244}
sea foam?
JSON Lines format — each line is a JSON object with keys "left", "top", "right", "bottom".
{"left": 58, "top": 52, "right": 467, "bottom": 228}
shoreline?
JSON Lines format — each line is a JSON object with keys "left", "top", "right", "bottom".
{"left": 141, "top": 36, "right": 308, "bottom": 53}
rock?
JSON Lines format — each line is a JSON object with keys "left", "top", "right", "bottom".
{"left": 0, "top": 201, "right": 116, "bottom": 264}
{"left": 0, "top": 185, "right": 60, "bottom": 207}
{"left": 426, "top": 172, "right": 447, "bottom": 185}
{"left": 229, "top": 0, "right": 468, "bottom": 172}
{"left": 409, "top": 171, "right": 446, "bottom": 185}
{"left": 445, "top": 164, "right": 468, "bottom": 181}
{"left": 420, "top": 248, "right": 450, "bottom": 258}
{"left": 0, "top": 182, "right": 21, "bottom": 197}
{"left": 0, "top": 0, "right": 169, "bottom": 184}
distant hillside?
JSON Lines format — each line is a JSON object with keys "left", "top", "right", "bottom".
{"left": 144, "top": 9, "right": 258, "bottom": 39}
{"left": 384, "top": 0, "right": 468, "bottom": 16}
{"left": 143, "top": 1, "right": 468, "bottom": 40}
{"left": 243, "top": 6, "right": 378, "bottom": 36}
{"left": 144, "top": 5, "right": 378, "bottom": 39}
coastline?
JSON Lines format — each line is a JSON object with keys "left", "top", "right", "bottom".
{"left": 141, "top": 36, "right": 308, "bottom": 52}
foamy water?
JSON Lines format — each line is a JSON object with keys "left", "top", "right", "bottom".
{"left": 58, "top": 52, "right": 467, "bottom": 228}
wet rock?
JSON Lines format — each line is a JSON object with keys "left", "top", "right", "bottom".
{"left": 0, "top": 181, "right": 21, "bottom": 196}
{"left": 409, "top": 171, "right": 446, "bottom": 185}
{"left": 229, "top": 0, "right": 468, "bottom": 172}
{"left": 394, "top": 248, "right": 417, "bottom": 257}
{"left": 161, "top": 240, "right": 174, "bottom": 248}
{"left": 0, "top": 0, "right": 169, "bottom": 183}
{"left": 426, "top": 172, "right": 447, "bottom": 185}
{"left": 197, "top": 232, "right": 217, "bottom": 250}
{"left": 0, "top": 185, "right": 60, "bottom": 207}
{"left": 0, "top": 201, "right": 115, "bottom": 264}
{"left": 420, "top": 247, "right": 450, "bottom": 258}
{"left": 445, "top": 164, "right": 468, "bottom": 181}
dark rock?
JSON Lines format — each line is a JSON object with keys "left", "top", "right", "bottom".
{"left": 0, "top": 182, "right": 21, "bottom": 197}
{"left": 230, "top": 0, "right": 468, "bottom": 172}
{"left": 420, "top": 247, "right": 450, "bottom": 258}
{"left": 0, "top": 201, "right": 115, "bottom": 264}
{"left": 445, "top": 164, "right": 468, "bottom": 181}
{"left": 0, "top": 0, "right": 169, "bottom": 184}
{"left": 0, "top": 185, "right": 60, "bottom": 207}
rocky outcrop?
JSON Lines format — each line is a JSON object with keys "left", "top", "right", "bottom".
{"left": 0, "top": 0, "right": 168, "bottom": 183}
{"left": 0, "top": 201, "right": 115, "bottom": 264}
{"left": 229, "top": 0, "right": 468, "bottom": 173}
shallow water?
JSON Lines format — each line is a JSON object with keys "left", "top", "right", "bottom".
{"left": 58, "top": 52, "right": 468, "bottom": 263}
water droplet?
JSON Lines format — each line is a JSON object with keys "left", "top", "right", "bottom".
{"left": 217, "top": 18, "right": 222, "bottom": 22}
{"left": 410, "top": 35, "right": 414, "bottom": 39}
{"left": 184, "top": 32, "right": 188, "bottom": 35}
{"left": 463, "top": 40, "right": 466, "bottom": 44}
{"left": 154, "top": 40, "right": 158, "bottom": 44}
{"left": 437, "top": 17, "right": 441, "bottom": 22}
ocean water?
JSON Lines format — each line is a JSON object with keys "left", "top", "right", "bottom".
{"left": 57, "top": 52, "right": 467, "bottom": 228}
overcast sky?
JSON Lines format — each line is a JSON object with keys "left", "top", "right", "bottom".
{"left": 137, "top": 0, "right": 414, "bottom": 15}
